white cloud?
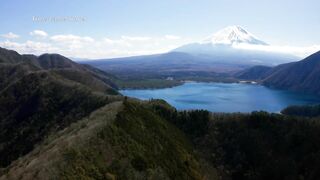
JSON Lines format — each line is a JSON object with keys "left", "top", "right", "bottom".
{"left": 0, "top": 33, "right": 188, "bottom": 59}
{"left": 233, "top": 43, "right": 320, "bottom": 58}
{"left": 30, "top": 30, "right": 48, "bottom": 38}
{"left": 50, "top": 34, "right": 95, "bottom": 50}
{"left": 103, "top": 38, "right": 132, "bottom": 47}
{"left": 121, "top": 36, "right": 151, "bottom": 41}
{"left": 164, "top": 35, "right": 181, "bottom": 40}
{"left": 1, "top": 32, "right": 19, "bottom": 39}
{"left": 51, "top": 34, "right": 94, "bottom": 43}
{"left": 0, "top": 40, "right": 57, "bottom": 54}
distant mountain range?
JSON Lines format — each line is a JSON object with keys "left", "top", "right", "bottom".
{"left": 236, "top": 51, "right": 320, "bottom": 94}
{"left": 86, "top": 26, "right": 298, "bottom": 79}
{"left": 85, "top": 51, "right": 246, "bottom": 77}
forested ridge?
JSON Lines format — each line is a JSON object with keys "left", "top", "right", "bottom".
{"left": 151, "top": 100, "right": 320, "bottom": 180}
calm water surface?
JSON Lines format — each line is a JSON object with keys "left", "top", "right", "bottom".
{"left": 120, "top": 82, "right": 320, "bottom": 112}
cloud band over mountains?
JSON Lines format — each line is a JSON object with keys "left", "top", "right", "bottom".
{"left": 0, "top": 29, "right": 318, "bottom": 59}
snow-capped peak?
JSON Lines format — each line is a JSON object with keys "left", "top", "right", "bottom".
{"left": 202, "top": 26, "right": 268, "bottom": 45}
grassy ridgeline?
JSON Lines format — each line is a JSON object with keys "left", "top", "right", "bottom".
{"left": 1, "top": 100, "right": 216, "bottom": 180}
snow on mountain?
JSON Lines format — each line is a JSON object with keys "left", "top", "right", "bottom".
{"left": 201, "top": 26, "right": 268, "bottom": 45}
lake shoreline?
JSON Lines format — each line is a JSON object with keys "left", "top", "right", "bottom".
{"left": 119, "top": 79, "right": 257, "bottom": 90}
{"left": 120, "top": 82, "right": 320, "bottom": 113}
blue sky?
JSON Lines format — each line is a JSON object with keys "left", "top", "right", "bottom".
{"left": 0, "top": 0, "right": 319, "bottom": 58}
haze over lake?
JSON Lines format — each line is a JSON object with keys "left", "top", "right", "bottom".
{"left": 120, "top": 82, "right": 320, "bottom": 112}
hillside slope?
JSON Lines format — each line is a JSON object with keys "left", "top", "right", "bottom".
{"left": 0, "top": 100, "right": 213, "bottom": 180}
{"left": 262, "top": 51, "right": 320, "bottom": 94}
{"left": 0, "top": 71, "right": 114, "bottom": 167}
{"left": 0, "top": 47, "right": 121, "bottom": 168}
{"left": 235, "top": 51, "right": 320, "bottom": 94}
{"left": 235, "top": 65, "right": 272, "bottom": 80}
{"left": 0, "top": 47, "right": 118, "bottom": 94}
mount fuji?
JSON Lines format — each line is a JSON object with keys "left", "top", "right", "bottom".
{"left": 202, "top": 25, "right": 268, "bottom": 45}
{"left": 173, "top": 26, "right": 297, "bottom": 65}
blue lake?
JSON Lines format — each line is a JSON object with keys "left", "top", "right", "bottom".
{"left": 120, "top": 82, "right": 320, "bottom": 112}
